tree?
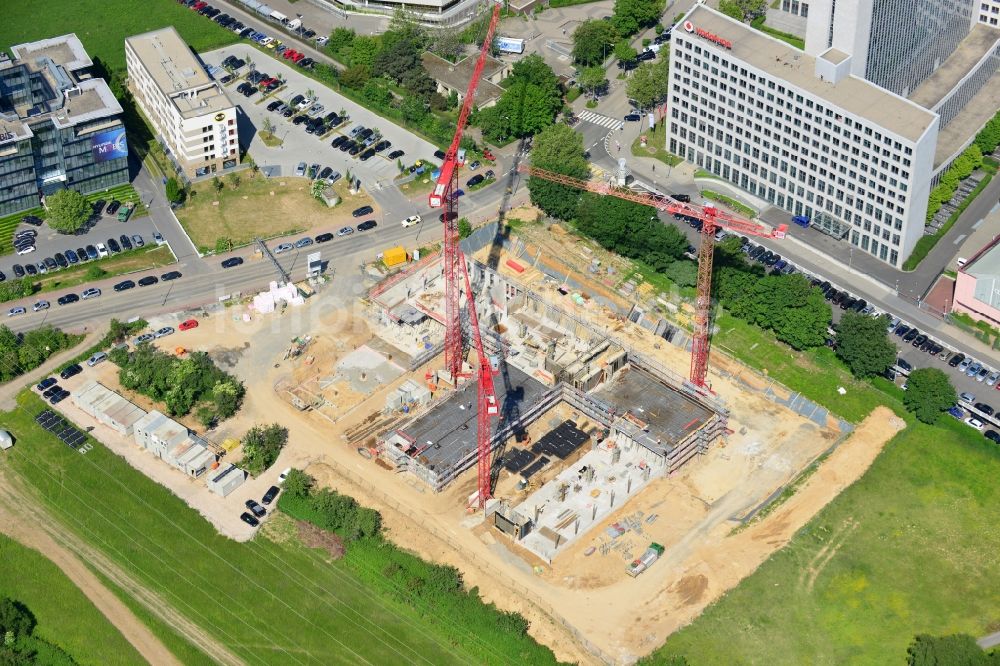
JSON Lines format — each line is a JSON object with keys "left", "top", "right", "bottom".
{"left": 240, "top": 423, "right": 289, "bottom": 475}
{"left": 283, "top": 468, "right": 315, "bottom": 499}
{"left": 373, "top": 36, "right": 422, "bottom": 85}
{"left": 458, "top": 218, "right": 472, "bottom": 238}
{"left": 0, "top": 598, "right": 35, "bottom": 639}
{"left": 626, "top": 57, "right": 669, "bottom": 110}
{"left": 432, "top": 28, "right": 463, "bottom": 62}
{"left": 612, "top": 0, "right": 662, "bottom": 37}
{"left": 350, "top": 35, "right": 380, "bottom": 69}
{"left": 572, "top": 19, "right": 619, "bottom": 66}
{"left": 835, "top": 312, "right": 897, "bottom": 377}
{"left": 0, "top": 279, "right": 34, "bottom": 304}
{"left": 339, "top": 64, "right": 371, "bottom": 89}
{"left": 227, "top": 173, "right": 241, "bottom": 190}
{"left": 527, "top": 124, "right": 590, "bottom": 220}
{"left": 212, "top": 176, "right": 224, "bottom": 193}
{"left": 579, "top": 66, "right": 607, "bottom": 99}
{"left": 212, "top": 379, "right": 244, "bottom": 419}
{"left": 576, "top": 195, "right": 688, "bottom": 266}
{"left": 907, "top": 634, "right": 1000, "bottom": 666}
{"left": 614, "top": 40, "right": 638, "bottom": 64}
{"left": 327, "top": 27, "right": 356, "bottom": 55}
{"left": 165, "top": 177, "right": 185, "bottom": 204}
{"left": 719, "top": 0, "right": 768, "bottom": 21}
{"left": 45, "top": 189, "right": 90, "bottom": 234}
{"left": 904, "top": 368, "right": 957, "bottom": 424}
{"left": 400, "top": 95, "right": 427, "bottom": 123}
{"left": 361, "top": 79, "right": 393, "bottom": 108}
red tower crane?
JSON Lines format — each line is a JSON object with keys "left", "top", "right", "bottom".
{"left": 518, "top": 165, "right": 787, "bottom": 390}
{"left": 427, "top": 3, "right": 502, "bottom": 508}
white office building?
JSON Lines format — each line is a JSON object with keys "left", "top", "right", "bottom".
{"left": 982, "top": 0, "right": 1000, "bottom": 26}
{"left": 125, "top": 27, "right": 239, "bottom": 179}
{"left": 667, "top": 5, "right": 938, "bottom": 267}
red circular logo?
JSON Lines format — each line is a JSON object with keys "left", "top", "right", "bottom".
{"left": 684, "top": 20, "right": 695, "bottom": 32}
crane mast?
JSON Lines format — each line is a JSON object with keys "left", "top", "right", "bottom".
{"left": 426, "top": 3, "right": 502, "bottom": 508}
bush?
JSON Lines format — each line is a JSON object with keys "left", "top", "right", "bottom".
{"left": 0, "top": 278, "right": 35, "bottom": 304}
{"left": 85, "top": 265, "right": 107, "bottom": 281}
{"left": 114, "top": 344, "right": 245, "bottom": 419}
{"left": 0, "top": 325, "right": 80, "bottom": 383}
{"left": 458, "top": 217, "right": 472, "bottom": 238}
{"left": 165, "top": 177, "right": 185, "bottom": 204}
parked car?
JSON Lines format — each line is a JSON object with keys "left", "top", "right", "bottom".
{"left": 240, "top": 512, "right": 260, "bottom": 527}
{"left": 314, "top": 233, "right": 334, "bottom": 243}
{"left": 60, "top": 364, "right": 83, "bottom": 380}
{"left": 402, "top": 215, "right": 422, "bottom": 228}
{"left": 352, "top": 205, "right": 374, "bottom": 217}
{"left": 274, "top": 243, "right": 294, "bottom": 254}
{"left": 32, "top": 300, "right": 49, "bottom": 312}
{"left": 974, "top": 402, "right": 994, "bottom": 416}
{"left": 179, "top": 319, "right": 199, "bottom": 331}
{"left": 57, "top": 293, "right": 79, "bottom": 306}
{"left": 7, "top": 307, "right": 25, "bottom": 317}
{"left": 986, "top": 430, "right": 1000, "bottom": 443}
{"left": 134, "top": 333, "right": 155, "bottom": 345}
{"left": 107, "top": 238, "right": 121, "bottom": 254}
{"left": 154, "top": 326, "right": 175, "bottom": 338}
{"left": 81, "top": 287, "right": 101, "bottom": 300}
{"left": 113, "top": 280, "right": 135, "bottom": 292}
{"left": 37, "top": 377, "right": 58, "bottom": 391}
{"left": 221, "top": 257, "right": 243, "bottom": 268}
{"left": 138, "top": 276, "right": 158, "bottom": 287}
{"left": 467, "top": 174, "right": 485, "bottom": 188}
{"left": 965, "top": 416, "right": 985, "bottom": 430}
{"left": 295, "top": 237, "right": 314, "bottom": 248}
{"left": 245, "top": 499, "right": 266, "bottom": 517}
{"left": 337, "top": 226, "right": 354, "bottom": 237}
{"left": 357, "top": 220, "right": 377, "bottom": 232}
{"left": 120, "top": 234, "right": 133, "bottom": 251}
{"left": 262, "top": 485, "right": 280, "bottom": 504}
{"left": 161, "top": 270, "right": 182, "bottom": 281}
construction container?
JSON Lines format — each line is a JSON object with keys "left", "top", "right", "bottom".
{"left": 383, "top": 246, "right": 408, "bottom": 268}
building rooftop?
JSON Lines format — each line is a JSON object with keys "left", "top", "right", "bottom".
{"left": 0, "top": 33, "right": 121, "bottom": 147}
{"left": 594, "top": 366, "right": 713, "bottom": 454}
{"left": 125, "top": 27, "right": 232, "bottom": 118}
{"left": 396, "top": 365, "right": 548, "bottom": 472}
{"left": 684, "top": 5, "right": 937, "bottom": 143}
{"left": 422, "top": 52, "right": 505, "bottom": 106}
{"left": 963, "top": 232, "right": 1000, "bottom": 309}
{"left": 929, "top": 67, "right": 1000, "bottom": 169}
{"left": 909, "top": 25, "right": 1000, "bottom": 108}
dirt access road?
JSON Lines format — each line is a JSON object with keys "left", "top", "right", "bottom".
{"left": 0, "top": 466, "right": 245, "bottom": 666}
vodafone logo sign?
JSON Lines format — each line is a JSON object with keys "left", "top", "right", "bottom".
{"left": 683, "top": 21, "right": 734, "bottom": 49}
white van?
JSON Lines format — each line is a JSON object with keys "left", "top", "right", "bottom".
{"left": 87, "top": 352, "right": 108, "bottom": 367}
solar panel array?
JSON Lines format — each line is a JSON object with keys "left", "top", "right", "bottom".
{"left": 35, "top": 410, "right": 87, "bottom": 449}
{"left": 502, "top": 448, "right": 536, "bottom": 473}
{"left": 529, "top": 420, "right": 591, "bottom": 460}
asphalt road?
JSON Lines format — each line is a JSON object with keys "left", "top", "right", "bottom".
{"left": 3, "top": 214, "right": 446, "bottom": 336}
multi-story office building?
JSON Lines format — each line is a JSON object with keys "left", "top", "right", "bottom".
{"left": 0, "top": 34, "right": 128, "bottom": 217}
{"left": 806, "top": 0, "right": 978, "bottom": 96}
{"left": 667, "top": 6, "right": 939, "bottom": 267}
{"left": 980, "top": 0, "right": 1000, "bottom": 26}
{"left": 125, "top": 27, "right": 238, "bottom": 179}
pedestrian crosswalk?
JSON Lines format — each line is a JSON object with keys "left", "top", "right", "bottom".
{"left": 577, "top": 110, "right": 622, "bottom": 130}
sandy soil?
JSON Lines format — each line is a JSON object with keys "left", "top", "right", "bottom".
{"left": 26, "top": 231, "right": 904, "bottom": 664}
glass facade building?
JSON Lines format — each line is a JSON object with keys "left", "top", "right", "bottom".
{"left": 863, "top": 0, "right": 975, "bottom": 96}
{"left": 0, "top": 34, "right": 128, "bottom": 217}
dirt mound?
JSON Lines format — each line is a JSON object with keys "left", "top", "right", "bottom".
{"left": 297, "top": 520, "right": 345, "bottom": 559}
{"left": 673, "top": 574, "right": 709, "bottom": 606}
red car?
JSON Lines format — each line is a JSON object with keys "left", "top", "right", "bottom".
{"left": 283, "top": 49, "right": 297, "bottom": 60}
{"left": 191, "top": 1, "right": 207, "bottom": 9}
{"left": 482, "top": 149, "right": 496, "bottom": 161}
{"left": 179, "top": 319, "right": 199, "bottom": 331}
{"left": 290, "top": 52, "right": 305, "bottom": 63}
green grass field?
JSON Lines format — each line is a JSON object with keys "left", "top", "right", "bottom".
{"left": 634, "top": 307, "right": 1000, "bottom": 663}
{"left": 645, "top": 417, "right": 1000, "bottom": 665}
{"left": 0, "top": 534, "right": 146, "bottom": 666}
{"left": 0, "top": 1, "right": 237, "bottom": 74}
{"left": 1, "top": 391, "right": 533, "bottom": 665}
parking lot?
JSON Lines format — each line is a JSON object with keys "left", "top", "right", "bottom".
{"left": 1, "top": 207, "right": 164, "bottom": 285}
{"left": 201, "top": 45, "right": 440, "bottom": 192}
